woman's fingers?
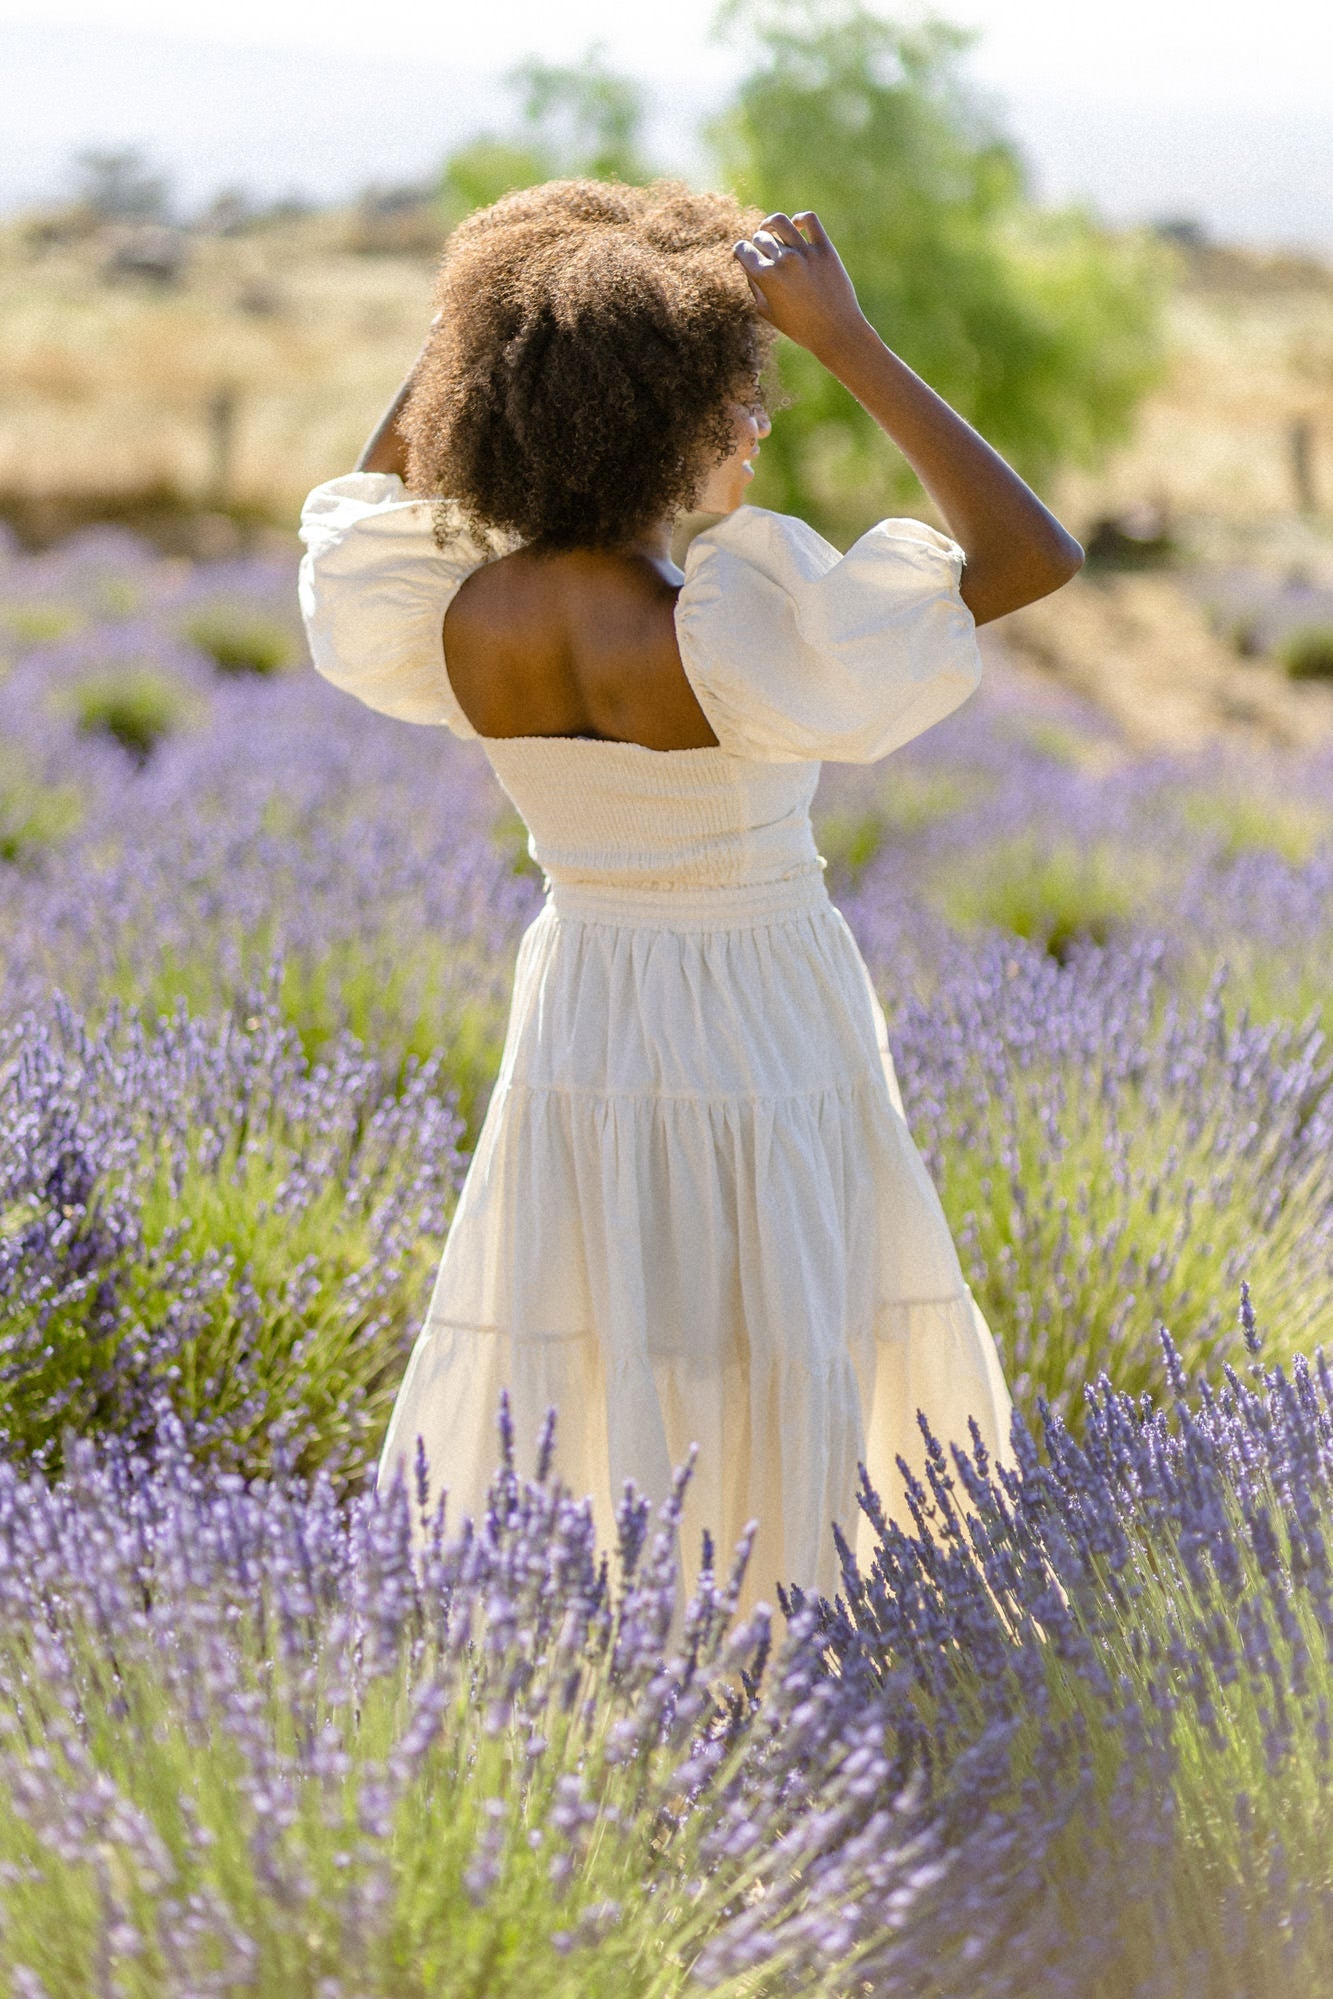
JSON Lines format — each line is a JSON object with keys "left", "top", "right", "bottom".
{"left": 732, "top": 242, "right": 774, "bottom": 315}
{"left": 791, "top": 210, "right": 832, "bottom": 248}
{"left": 736, "top": 206, "right": 862, "bottom": 356}
{"left": 744, "top": 279, "right": 773, "bottom": 319}
{"left": 736, "top": 236, "right": 783, "bottom": 282}
{"left": 758, "top": 211, "right": 806, "bottom": 249}
{"left": 734, "top": 238, "right": 771, "bottom": 273}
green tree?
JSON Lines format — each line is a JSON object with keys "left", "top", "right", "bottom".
{"left": 438, "top": 138, "right": 553, "bottom": 227}
{"left": 711, "top": 1, "right": 1168, "bottom": 542}
{"left": 513, "top": 47, "right": 651, "bottom": 183}
{"left": 438, "top": 45, "right": 651, "bottom": 227}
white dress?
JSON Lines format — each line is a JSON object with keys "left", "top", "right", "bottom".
{"left": 298, "top": 473, "right": 1014, "bottom": 1627}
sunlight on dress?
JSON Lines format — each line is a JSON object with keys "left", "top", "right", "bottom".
{"left": 300, "top": 473, "right": 1014, "bottom": 1636}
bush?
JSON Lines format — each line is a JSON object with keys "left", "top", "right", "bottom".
{"left": 0, "top": 1409, "right": 953, "bottom": 1999}
{"left": 0, "top": 752, "right": 82, "bottom": 863}
{"left": 1082, "top": 508, "right": 1176, "bottom": 569}
{"left": 90, "top": 935, "right": 515, "bottom": 1151}
{"left": 1, "top": 603, "right": 84, "bottom": 647}
{"left": 1221, "top": 611, "right": 1263, "bottom": 658}
{"left": 1280, "top": 624, "right": 1333, "bottom": 680}
{"left": 70, "top": 666, "right": 189, "bottom": 762}
{"left": 814, "top": 1294, "right": 1333, "bottom": 1998}
{"left": 1175, "top": 786, "right": 1331, "bottom": 865}
{"left": 892, "top": 942, "right": 1333, "bottom": 1426}
{"left": 815, "top": 769, "right": 973, "bottom": 890}
{"left": 927, "top": 832, "right": 1145, "bottom": 960}
{"left": 0, "top": 996, "right": 466, "bottom": 1487}
{"left": 184, "top": 607, "right": 294, "bottom": 677}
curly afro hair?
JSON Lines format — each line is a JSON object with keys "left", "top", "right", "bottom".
{"left": 400, "top": 178, "right": 775, "bottom": 553}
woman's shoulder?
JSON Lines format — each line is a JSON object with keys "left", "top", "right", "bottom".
{"left": 673, "top": 503, "right": 979, "bottom": 767}
{"left": 298, "top": 473, "right": 508, "bottom": 733}
{"left": 299, "top": 472, "right": 515, "bottom": 577}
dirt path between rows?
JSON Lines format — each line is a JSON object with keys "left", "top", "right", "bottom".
{"left": 993, "top": 569, "right": 1333, "bottom": 757}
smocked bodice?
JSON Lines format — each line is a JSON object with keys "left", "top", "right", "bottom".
{"left": 479, "top": 738, "right": 823, "bottom": 892}
{"left": 297, "top": 475, "right": 985, "bottom": 892}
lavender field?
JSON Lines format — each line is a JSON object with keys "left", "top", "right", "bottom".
{"left": 2, "top": 520, "right": 1333, "bottom": 1994}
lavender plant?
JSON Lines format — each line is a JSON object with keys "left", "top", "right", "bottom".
{"left": 805, "top": 1286, "right": 1333, "bottom": 1998}
{"left": 1172, "top": 840, "right": 1333, "bottom": 1043}
{"left": 0, "top": 993, "right": 465, "bottom": 1487}
{"left": 886, "top": 935, "right": 1333, "bottom": 1425}
{"left": 0, "top": 1296, "right": 1330, "bottom": 1997}
{"left": 0, "top": 1396, "right": 961, "bottom": 1999}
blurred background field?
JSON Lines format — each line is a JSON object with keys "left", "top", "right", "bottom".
{"left": 3, "top": 4, "right": 1333, "bottom": 1989}
{"left": 3, "top": 12, "right": 1332, "bottom": 757}
{"left": 4, "top": 208, "right": 1331, "bottom": 535}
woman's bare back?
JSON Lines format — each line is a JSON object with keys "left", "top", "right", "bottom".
{"left": 442, "top": 547, "right": 721, "bottom": 750}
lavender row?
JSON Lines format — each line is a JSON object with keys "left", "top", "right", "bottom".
{"left": 3, "top": 527, "right": 1331, "bottom": 1068}
{"left": 0, "top": 1295, "right": 1328, "bottom": 1995}
{"left": 3, "top": 945, "right": 1330, "bottom": 1491}
{"left": 3, "top": 528, "right": 1333, "bottom": 1465}
{"left": 0, "top": 993, "right": 465, "bottom": 1487}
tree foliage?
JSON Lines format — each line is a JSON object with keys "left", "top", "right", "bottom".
{"left": 513, "top": 49, "right": 651, "bottom": 184}
{"left": 434, "top": 4, "right": 1167, "bottom": 542}
{"left": 438, "top": 46, "right": 651, "bottom": 227}
{"left": 710, "top": 2, "right": 1168, "bottom": 540}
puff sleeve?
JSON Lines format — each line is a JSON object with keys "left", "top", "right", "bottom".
{"left": 297, "top": 472, "right": 488, "bottom": 733}
{"left": 674, "top": 506, "right": 981, "bottom": 764}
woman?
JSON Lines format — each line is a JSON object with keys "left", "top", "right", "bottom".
{"left": 298, "top": 178, "right": 1082, "bottom": 1629}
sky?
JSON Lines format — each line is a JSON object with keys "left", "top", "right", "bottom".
{"left": 2, "top": 0, "right": 1331, "bottom": 250}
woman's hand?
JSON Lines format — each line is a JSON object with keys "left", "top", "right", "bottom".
{"left": 733, "top": 212, "right": 870, "bottom": 365}
{"left": 736, "top": 210, "right": 1083, "bottom": 624}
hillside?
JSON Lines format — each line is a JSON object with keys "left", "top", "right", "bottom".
{"left": 3, "top": 210, "right": 1332, "bottom": 746}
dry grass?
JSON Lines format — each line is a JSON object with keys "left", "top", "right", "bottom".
{"left": 999, "top": 571, "right": 1333, "bottom": 753}
{"left": 4, "top": 219, "right": 1332, "bottom": 531}
{"left": 4, "top": 215, "right": 1333, "bottom": 751}
{"left": 0, "top": 214, "right": 437, "bottom": 517}
{"left": 1051, "top": 243, "right": 1333, "bottom": 530}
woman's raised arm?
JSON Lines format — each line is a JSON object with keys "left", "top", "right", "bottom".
{"left": 355, "top": 315, "right": 442, "bottom": 480}
{"left": 734, "top": 212, "right": 1084, "bottom": 627}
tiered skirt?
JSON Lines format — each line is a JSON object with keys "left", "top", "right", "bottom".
{"left": 377, "top": 868, "right": 1013, "bottom": 1631}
